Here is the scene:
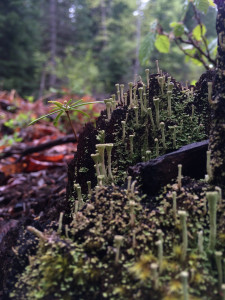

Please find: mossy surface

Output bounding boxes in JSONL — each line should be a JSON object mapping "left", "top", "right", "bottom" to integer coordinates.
{"left": 11, "top": 179, "right": 224, "bottom": 300}
{"left": 68, "top": 71, "right": 211, "bottom": 205}
{"left": 9, "top": 69, "right": 224, "bottom": 300}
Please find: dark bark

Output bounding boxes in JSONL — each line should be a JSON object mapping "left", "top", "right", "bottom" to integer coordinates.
{"left": 209, "top": 1, "right": 225, "bottom": 188}
{"left": 129, "top": 140, "right": 209, "bottom": 195}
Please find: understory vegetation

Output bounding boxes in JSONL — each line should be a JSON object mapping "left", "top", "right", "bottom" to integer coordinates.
{"left": 10, "top": 64, "right": 224, "bottom": 300}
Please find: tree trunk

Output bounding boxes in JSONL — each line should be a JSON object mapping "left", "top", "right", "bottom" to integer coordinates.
{"left": 133, "top": 0, "right": 141, "bottom": 78}
{"left": 209, "top": 0, "right": 225, "bottom": 189}
{"left": 49, "top": 0, "right": 57, "bottom": 87}
{"left": 100, "top": 0, "right": 107, "bottom": 48}
{"left": 38, "top": 63, "right": 47, "bottom": 99}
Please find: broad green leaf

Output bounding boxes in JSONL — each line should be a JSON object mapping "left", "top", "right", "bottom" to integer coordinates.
{"left": 155, "top": 34, "right": 170, "bottom": 53}
{"left": 170, "top": 22, "right": 177, "bottom": 28}
{"left": 184, "top": 47, "right": 196, "bottom": 63}
{"left": 194, "top": 0, "right": 209, "bottom": 14}
{"left": 190, "top": 57, "right": 204, "bottom": 66}
{"left": 184, "top": 47, "right": 204, "bottom": 66}
{"left": 139, "top": 32, "right": 156, "bottom": 65}
{"left": 28, "top": 110, "right": 62, "bottom": 126}
{"left": 171, "top": 23, "right": 185, "bottom": 37}
{"left": 192, "top": 24, "right": 206, "bottom": 41}
{"left": 213, "top": 45, "right": 218, "bottom": 57}
{"left": 208, "top": 0, "right": 216, "bottom": 7}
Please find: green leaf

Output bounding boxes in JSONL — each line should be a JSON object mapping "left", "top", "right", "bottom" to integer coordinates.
{"left": 170, "top": 22, "right": 178, "bottom": 28}
{"left": 53, "top": 111, "right": 64, "bottom": 126}
{"left": 191, "top": 58, "right": 204, "bottom": 66}
{"left": 69, "top": 99, "right": 84, "bottom": 108}
{"left": 170, "top": 22, "right": 185, "bottom": 37}
{"left": 208, "top": 0, "right": 216, "bottom": 7}
{"left": 194, "top": 0, "right": 209, "bottom": 14}
{"left": 184, "top": 47, "right": 196, "bottom": 63}
{"left": 48, "top": 101, "right": 64, "bottom": 109}
{"left": 192, "top": 24, "right": 206, "bottom": 41}
{"left": 139, "top": 32, "right": 156, "bottom": 65}
{"left": 155, "top": 34, "right": 170, "bottom": 53}
{"left": 67, "top": 99, "right": 73, "bottom": 105}
{"left": 71, "top": 110, "right": 90, "bottom": 117}
{"left": 28, "top": 110, "right": 62, "bottom": 126}
{"left": 191, "top": 80, "right": 197, "bottom": 85}
{"left": 70, "top": 101, "right": 100, "bottom": 109}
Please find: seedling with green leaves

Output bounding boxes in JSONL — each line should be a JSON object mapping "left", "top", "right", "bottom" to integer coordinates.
{"left": 28, "top": 98, "right": 101, "bottom": 141}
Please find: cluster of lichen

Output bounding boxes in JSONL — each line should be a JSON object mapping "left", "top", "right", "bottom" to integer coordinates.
{"left": 86, "top": 69, "right": 209, "bottom": 186}
{"left": 11, "top": 68, "right": 221, "bottom": 300}
{"left": 11, "top": 173, "right": 225, "bottom": 299}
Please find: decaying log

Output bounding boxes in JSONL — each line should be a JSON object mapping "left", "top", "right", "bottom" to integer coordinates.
{"left": 129, "top": 140, "right": 209, "bottom": 195}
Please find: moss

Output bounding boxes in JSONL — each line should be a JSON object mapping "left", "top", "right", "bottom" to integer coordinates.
{"left": 10, "top": 68, "right": 221, "bottom": 300}
{"left": 11, "top": 176, "right": 225, "bottom": 299}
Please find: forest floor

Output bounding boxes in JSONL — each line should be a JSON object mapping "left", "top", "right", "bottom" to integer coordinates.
{"left": 0, "top": 90, "right": 103, "bottom": 297}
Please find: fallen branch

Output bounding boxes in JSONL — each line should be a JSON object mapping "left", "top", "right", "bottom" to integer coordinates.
{"left": 0, "top": 134, "right": 76, "bottom": 161}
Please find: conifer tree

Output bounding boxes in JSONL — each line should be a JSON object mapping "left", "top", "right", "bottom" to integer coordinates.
{"left": 0, "top": 0, "right": 41, "bottom": 95}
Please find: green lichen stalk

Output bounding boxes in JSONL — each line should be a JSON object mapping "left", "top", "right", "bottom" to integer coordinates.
{"left": 160, "top": 122, "right": 166, "bottom": 150}
{"left": 145, "top": 68, "right": 150, "bottom": 88}
{"left": 215, "top": 251, "right": 223, "bottom": 289}
{"left": 150, "top": 263, "right": 159, "bottom": 289}
{"left": 197, "top": 230, "right": 204, "bottom": 255}
{"left": 206, "top": 191, "right": 218, "bottom": 251}
{"left": 180, "top": 271, "right": 189, "bottom": 300}
{"left": 167, "top": 91, "right": 172, "bottom": 117}
{"left": 178, "top": 210, "right": 188, "bottom": 262}
{"left": 96, "top": 144, "right": 107, "bottom": 178}
{"left": 134, "top": 106, "right": 139, "bottom": 126}
{"left": 156, "top": 240, "right": 163, "bottom": 274}
{"left": 114, "top": 235, "right": 123, "bottom": 264}
{"left": 172, "top": 191, "right": 177, "bottom": 222}
{"left": 120, "top": 84, "right": 124, "bottom": 105}
{"left": 153, "top": 98, "right": 160, "bottom": 128}
{"left": 105, "top": 143, "right": 114, "bottom": 181}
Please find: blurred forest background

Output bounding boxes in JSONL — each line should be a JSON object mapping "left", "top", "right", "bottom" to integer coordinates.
{"left": 0, "top": 0, "right": 217, "bottom": 99}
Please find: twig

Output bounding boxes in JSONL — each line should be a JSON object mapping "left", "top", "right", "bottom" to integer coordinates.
{"left": 191, "top": 2, "right": 211, "bottom": 60}
{"left": 174, "top": 39, "right": 210, "bottom": 70}
{"left": 0, "top": 134, "right": 77, "bottom": 161}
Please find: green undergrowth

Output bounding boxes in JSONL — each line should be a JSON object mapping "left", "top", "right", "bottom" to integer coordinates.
{"left": 11, "top": 70, "right": 219, "bottom": 299}
{"left": 11, "top": 178, "right": 225, "bottom": 300}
